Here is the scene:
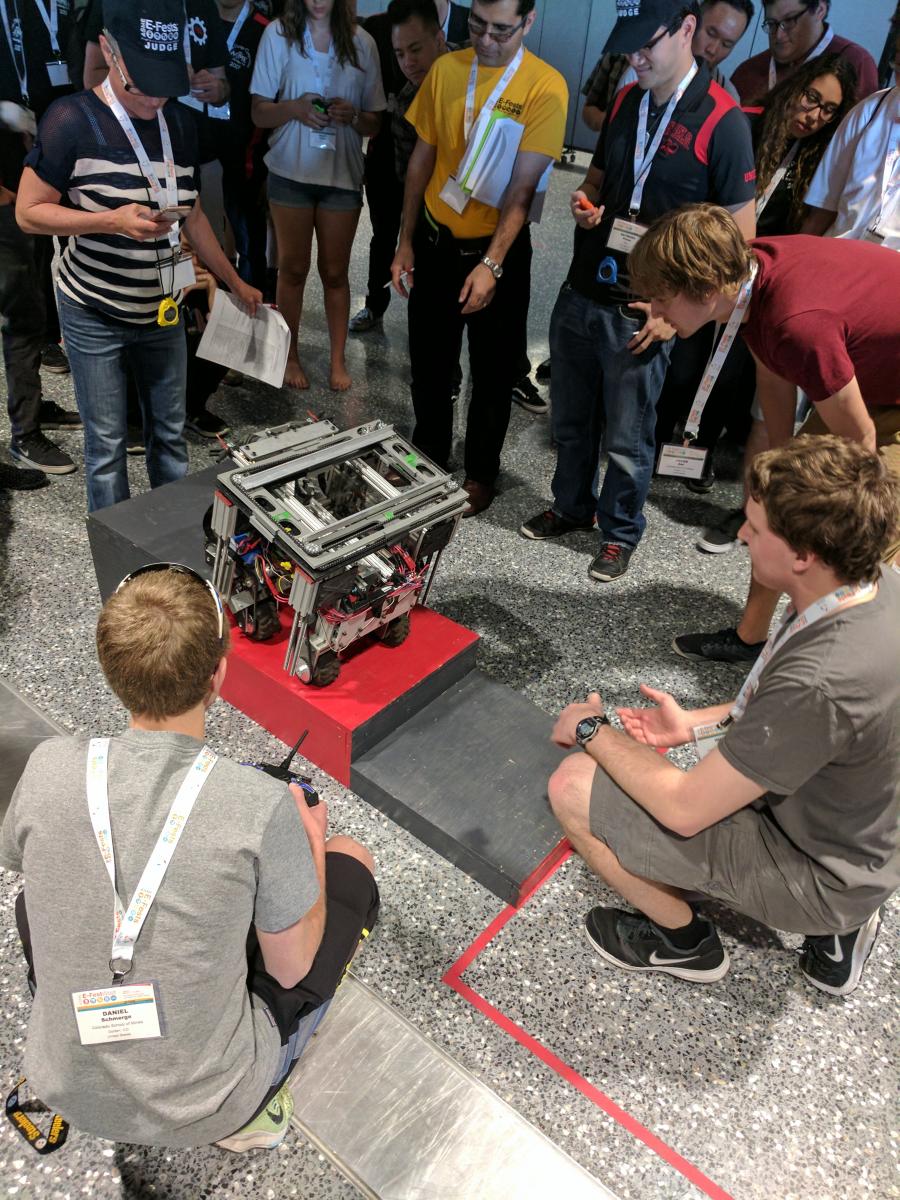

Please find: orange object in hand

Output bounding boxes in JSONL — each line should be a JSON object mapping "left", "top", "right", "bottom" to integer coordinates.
{"left": 576, "top": 195, "right": 596, "bottom": 212}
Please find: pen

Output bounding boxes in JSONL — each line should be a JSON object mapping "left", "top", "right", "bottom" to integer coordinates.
{"left": 385, "top": 269, "right": 415, "bottom": 288}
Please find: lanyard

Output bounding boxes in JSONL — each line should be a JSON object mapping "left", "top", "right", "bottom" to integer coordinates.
{"left": 730, "top": 581, "right": 877, "bottom": 720}
{"left": 871, "top": 141, "right": 900, "bottom": 236}
{"left": 225, "top": 0, "right": 252, "bottom": 52}
{"left": 463, "top": 46, "right": 524, "bottom": 143}
{"left": 683, "top": 261, "right": 757, "bottom": 441}
{"left": 767, "top": 26, "right": 834, "bottom": 91}
{"left": 0, "top": 0, "right": 28, "bottom": 104}
{"left": 631, "top": 63, "right": 697, "bottom": 215}
{"left": 87, "top": 739, "right": 218, "bottom": 981}
{"left": 34, "top": 0, "right": 58, "bottom": 53}
{"left": 303, "top": 28, "right": 337, "bottom": 100}
{"left": 756, "top": 141, "right": 798, "bottom": 217}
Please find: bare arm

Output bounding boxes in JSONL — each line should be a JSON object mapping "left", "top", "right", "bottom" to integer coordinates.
{"left": 16, "top": 165, "right": 164, "bottom": 239}
{"left": 752, "top": 353, "right": 799, "bottom": 448}
{"left": 814, "top": 377, "right": 877, "bottom": 452}
{"left": 391, "top": 136, "right": 437, "bottom": 296}
{"left": 581, "top": 102, "right": 606, "bottom": 132}
{"left": 83, "top": 41, "right": 106, "bottom": 90}
{"left": 184, "top": 202, "right": 259, "bottom": 312}
{"left": 799, "top": 204, "right": 836, "bottom": 236}
{"left": 729, "top": 199, "right": 756, "bottom": 241}
{"left": 251, "top": 93, "right": 329, "bottom": 130}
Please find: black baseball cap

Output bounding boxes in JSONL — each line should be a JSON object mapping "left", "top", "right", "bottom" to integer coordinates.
{"left": 603, "top": 0, "right": 695, "bottom": 55}
{"left": 101, "top": 0, "right": 190, "bottom": 98}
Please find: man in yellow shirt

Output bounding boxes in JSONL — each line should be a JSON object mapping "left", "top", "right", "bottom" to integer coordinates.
{"left": 390, "top": 0, "right": 568, "bottom": 516}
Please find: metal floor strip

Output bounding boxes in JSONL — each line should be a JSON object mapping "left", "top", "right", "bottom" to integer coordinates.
{"left": 289, "top": 976, "right": 618, "bottom": 1200}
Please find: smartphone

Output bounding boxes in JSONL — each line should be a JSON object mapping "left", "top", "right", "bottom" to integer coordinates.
{"left": 154, "top": 205, "right": 193, "bottom": 221}
{"left": 312, "top": 98, "right": 329, "bottom": 114}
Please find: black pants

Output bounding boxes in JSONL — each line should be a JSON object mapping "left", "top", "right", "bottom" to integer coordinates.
{"left": 0, "top": 204, "right": 45, "bottom": 439}
{"left": 34, "top": 233, "right": 61, "bottom": 345}
{"left": 362, "top": 142, "right": 404, "bottom": 318}
{"left": 408, "top": 214, "right": 532, "bottom": 486}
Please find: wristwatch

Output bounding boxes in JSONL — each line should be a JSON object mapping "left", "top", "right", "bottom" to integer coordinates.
{"left": 480, "top": 254, "right": 503, "bottom": 280}
{"left": 575, "top": 714, "right": 611, "bottom": 747}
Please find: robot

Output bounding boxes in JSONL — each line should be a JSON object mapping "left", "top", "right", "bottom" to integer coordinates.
{"left": 206, "top": 419, "right": 468, "bottom": 687}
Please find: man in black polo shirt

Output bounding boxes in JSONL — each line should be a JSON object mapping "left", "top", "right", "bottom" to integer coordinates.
{"left": 520, "top": 0, "right": 756, "bottom": 582}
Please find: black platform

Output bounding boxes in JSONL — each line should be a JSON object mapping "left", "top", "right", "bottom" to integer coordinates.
{"left": 1, "top": 680, "right": 67, "bottom": 821}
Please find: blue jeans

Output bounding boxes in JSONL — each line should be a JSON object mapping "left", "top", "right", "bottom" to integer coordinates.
{"left": 549, "top": 284, "right": 673, "bottom": 549}
{"left": 58, "top": 292, "right": 188, "bottom": 512}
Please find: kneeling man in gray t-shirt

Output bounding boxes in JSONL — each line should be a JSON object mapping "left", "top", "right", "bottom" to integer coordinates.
{"left": 1, "top": 565, "right": 379, "bottom": 1150}
{"left": 549, "top": 435, "right": 899, "bottom": 997}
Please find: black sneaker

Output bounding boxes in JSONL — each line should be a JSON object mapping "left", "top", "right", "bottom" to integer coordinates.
{"left": 799, "top": 909, "right": 882, "bottom": 997}
{"left": 535, "top": 358, "right": 551, "bottom": 382}
{"left": 584, "top": 907, "right": 730, "bottom": 983}
{"left": 349, "top": 305, "right": 383, "bottom": 334}
{"left": 684, "top": 468, "right": 716, "bottom": 495}
{"left": 39, "top": 399, "right": 82, "bottom": 430}
{"left": 41, "top": 342, "right": 70, "bottom": 373}
{"left": 511, "top": 376, "right": 549, "bottom": 415}
{"left": 9, "top": 431, "right": 76, "bottom": 475}
{"left": 673, "top": 626, "right": 765, "bottom": 664}
{"left": 588, "top": 541, "right": 632, "bottom": 582}
{"left": 185, "top": 410, "right": 230, "bottom": 438}
{"left": 0, "top": 461, "right": 50, "bottom": 490}
{"left": 520, "top": 508, "right": 594, "bottom": 540}
{"left": 126, "top": 427, "right": 145, "bottom": 456}
{"left": 697, "top": 507, "right": 745, "bottom": 554}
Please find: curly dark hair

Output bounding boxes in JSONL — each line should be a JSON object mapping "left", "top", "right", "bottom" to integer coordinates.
{"left": 277, "top": 0, "right": 359, "bottom": 70}
{"left": 754, "top": 54, "right": 858, "bottom": 232}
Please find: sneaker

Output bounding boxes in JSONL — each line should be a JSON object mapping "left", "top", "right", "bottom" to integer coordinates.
{"left": 0, "top": 461, "right": 49, "bottom": 490}
{"left": 672, "top": 626, "right": 765, "bottom": 664}
{"left": 535, "top": 358, "right": 551, "bottom": 382}
{"left": 511, "top": 376, "right": 549, "bottom": 415}
{"left": 697, "top": 507, "right": 745, "bottom": 554}
{"left": 799, "top": 909, "right": 882, "bottom": 997}
{"left": 520, "top": 508, "right": 594, "bottom": 540}
{"left": 684, "top": 468, "right": 716, "bottom": 495}
{"left": 41, "top": 342, "right": 70, "bottom": 373}
{"left": 39, "top": 399, "right": 82, "bottom": 430}
{"left": 215, "top": 1083, "right": 294, "bottom": 1152}
{"left": 588, "top": 541, "right": 632, "bottom": 582}
{"left": 9, "top": 431, "right": 76, "bottom": 475}
{"left": 126, "top": 427, "right": 145, "bottom": 456}
{"left": 185, "top": 410, "right": 230, "bottom": 438}
{"left": 584, "top": 906, "right": 730, "bottom": 983}
{"left": 349, "top": 306, "right": 383, "bottom": 334}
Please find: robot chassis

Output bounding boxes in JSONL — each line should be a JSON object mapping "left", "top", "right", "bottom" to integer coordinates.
{"left": 207, "top": 419, "right": 468, "bottom": 687}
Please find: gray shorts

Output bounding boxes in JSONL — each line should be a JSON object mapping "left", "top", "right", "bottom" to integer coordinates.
{"left": 588, "top": 766, "right": 861, "bottom": 936}
{"left": 268, "top": 173, "right": 362, "bottom": 212}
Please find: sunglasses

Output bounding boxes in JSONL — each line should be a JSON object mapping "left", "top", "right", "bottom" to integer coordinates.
{"left": 467, "top": 13, "right": 527, "bottom": 42}
{"left": 115, "top": 563, "right": 226, "bottom": 641}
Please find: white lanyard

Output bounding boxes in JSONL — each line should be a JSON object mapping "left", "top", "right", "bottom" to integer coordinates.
{"left": 730, "top": 582, "right": 877, "bottom": 720}
{"left": 871, "top": 142, "right": 900, "bottom": 236}
{"left": 87, "top": 739, "right": 218, "bottom": 980}
{"left": 303, "top": 28, "right": 337, "bottom": 100}
{"left": 683, "top": 261, "right": 757, "bottom": 441}
{"left": 101, "top": 79, "right": 180, "bottom": 252}
{"left": 631, "top": 62, "right": 697, "bottom": 215}
{"left": 0, "top": 0, "right": 28, "bottom": 104}
{"left": 34, "top": 0, "right": 59, "bottom": 53}
{"left": 768, "top": 26, "right": 834, "bottom": 91}
{"left": 226, "top": 0, "right": 252, "bottom": 52}
{"left": 756, "top": 141, "right": 798, "bottom": 217}
{"left": 463, "top": 46, "right": 524, "bottom": 143}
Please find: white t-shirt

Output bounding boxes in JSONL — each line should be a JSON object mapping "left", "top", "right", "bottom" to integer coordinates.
{"left": 250, "top": 21, "right": 386, "bottom": 191}
{"left": 804, "top": 87, "right": 900, "bottom": 251}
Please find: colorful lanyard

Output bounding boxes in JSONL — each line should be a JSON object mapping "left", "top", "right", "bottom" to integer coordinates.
{"left": 86, "top": 739, "right": 218, "bottom": 981}
{"left": 463, "top": 46, "right": 524, "bottom": 142}
{"left": 730, "top": 582, "right": 877, "bottom": 720}
{"left": 682, "top": 261, "right": 757, "bottom": 442}
{"left": 0, "top": 0, "right": 29, "bottom": 104}
{"left": 767, "top": 26, "right": 834, "bottom": 91}
{"left": 303, "top": 28, "right": 337, "bottom": 101}
{"left": 225, "top": 0, "right": 252, "bottom": 52}
{"left": 756, "top": 141, "right": 799, "bottom": 217}
{"left": 631, "top": 62, "right": 697, "bottom": 215}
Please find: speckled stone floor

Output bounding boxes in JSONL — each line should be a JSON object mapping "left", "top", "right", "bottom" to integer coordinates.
{"left": 1, "top": 157, "right": 896, "bottom": 1200}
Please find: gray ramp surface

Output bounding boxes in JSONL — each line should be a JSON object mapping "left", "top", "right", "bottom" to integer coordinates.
{"left": 0, "top": 680, "right": 67, "bottom": 820}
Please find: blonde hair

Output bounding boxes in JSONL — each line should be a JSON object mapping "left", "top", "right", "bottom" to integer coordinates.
{"left": 96, "top": 571, "right": 229, "bottom": 719}
{"left": 628, "top": 203, "right": 754, "bottom": 301}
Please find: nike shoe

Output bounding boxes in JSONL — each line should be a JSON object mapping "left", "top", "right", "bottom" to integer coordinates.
{"left": 588, "top": 542, "right": 633, "bottom": 582}
{"left": 520, "top": 508, "right": 594, "bottom": 540}
{"left": 673, "top": 626, "right": 765, "bottom": 664}
{"left": 214, "top": 1082, "right": 294, "bottom": 1152}
{"left": 349, "top": 306, "right": 383, "bottom": 334}
{"left": 511, "top": 376, "right": 549, "bottom": 415}
{"left": 697, "top": 507, "right": 745, "bottom": 554}
{"left": 799, "top": 909, "right": 883, "bottom": 997}
{"left": 584, "top": 906, "right": 730, "bottom": 982}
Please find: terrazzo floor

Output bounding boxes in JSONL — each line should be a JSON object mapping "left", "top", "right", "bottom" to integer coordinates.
{"left": 0, "top": 156, "right": 897, "bottom": 1200}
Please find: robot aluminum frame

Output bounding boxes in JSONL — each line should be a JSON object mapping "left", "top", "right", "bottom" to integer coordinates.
{"left": 215, "top": 419, "right": 468, "bottom": 581}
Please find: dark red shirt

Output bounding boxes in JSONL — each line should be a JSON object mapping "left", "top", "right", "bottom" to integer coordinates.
{"left": 742, "top": 238, "right": 900, "bottom": 408}
{"left": 731, "top": 31, "right": 879, "bottom": 106}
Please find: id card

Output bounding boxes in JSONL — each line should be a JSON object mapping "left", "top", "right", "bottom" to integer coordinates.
{"left": 208, "top": 102, "right": 231, "bottom": 121}
{"left": 863, "top": 227, "right": 885, "bottom": 244}
{"left": 692, "top": 720, "right": 727, "bottom": 760}
{"left": 72, "top": 983, "right": 163, "bottom": 1046}
{"left": 439, "top": 175, "right": 470, "bottom": 215}
{"left": 172, "top": 254, "right": 196, "bottom": 291}
{"left": 606, "top": 217, "right": 647, "bottom": 254}
{"left": 46, "top": 60, "right": 71, "bottom": 87}
{"left": 657, "top": 443, "right": 708, "bottom": 479}
{"left": 308, "top": 126, "right": 336, "bottom": 152}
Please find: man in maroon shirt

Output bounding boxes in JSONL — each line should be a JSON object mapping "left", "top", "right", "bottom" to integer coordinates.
{"left": 731, "top": 0, "right": 879, "bottom": 104}
{"left": 628, "top": 202, "right": 900, "bottom": 662}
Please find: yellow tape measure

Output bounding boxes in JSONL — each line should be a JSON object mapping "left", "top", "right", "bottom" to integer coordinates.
{"left": 157, "top": 297, "right": 180, "bottom": 327}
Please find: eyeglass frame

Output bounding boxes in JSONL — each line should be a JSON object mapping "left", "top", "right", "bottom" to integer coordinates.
{"left": 629, "top": 14, "right": 687, "bottom": 60}
{"left": 796, "top": 85, "right": 841, "bottom": 120}
{"left": 115, "top": 562, "right": 226, "bottom": 643}
{"left": 761, "top": 5, "right": 818, "bottom": 35}
{"left": 102, "top": 28, "right": 144, "bottom": 95}
{"left": 467, "top": 12, "right": 527, "bottom": 43}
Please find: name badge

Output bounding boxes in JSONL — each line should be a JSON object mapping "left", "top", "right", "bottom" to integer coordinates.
{"left": 172, "top": 254, "right": 196, "bottom": 292}
{"left": 308, "top": 126, "right": 336, "bottom": 152}
{"left": 657, "top": 443, "right": 708, "bottom": 479}
{"left": 606, "top": 217, "right": 647, "bottom": 255}
{"left": 178, "top": 93, "right": 205, "bottom": 112}
{"left": 208, "top": 101, "right": 231, "bottom": 121}
{"left": 71, "top": 983, "right": 163, "bottom": 1046}
{"left": 692, "top": 720, "right": 728, "bottom": 760}
{"left": 863, "top": 227, "right": 885, "bottom": 244}
{"left": 46, "top": 60, "right": 71, "bottom": 88}
{"left": 439, "top": 175, "right": 470, "bottom": 215}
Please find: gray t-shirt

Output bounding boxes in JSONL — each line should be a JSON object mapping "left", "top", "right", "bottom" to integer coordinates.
{"left": 720, "top": 567, "right": 900, "bottom": 925}
{"left": 0, "top": 730, "right": 319, "bottom": 1147}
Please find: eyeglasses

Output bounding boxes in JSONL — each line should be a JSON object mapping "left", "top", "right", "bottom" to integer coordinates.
{"left": 630, "top": 16, "right": 685, "bottom": 59}
{"left": 798, "top": 86, "right": 840, "bottom": 119}
{"left": 467, "top": 13, "right": 526, "bottom": 43}
{"left": 762, "top": 7, "right": 813, "bottom": 34}
{"left": 103, "top": 29, "right": 144, "bottom": 95}
{"left": 115, "top": 563, "right": 226, "bottom": 642}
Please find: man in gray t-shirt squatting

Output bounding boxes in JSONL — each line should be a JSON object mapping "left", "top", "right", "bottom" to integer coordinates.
{"left": 0, "top": 566, "right": 379, "bottom": 1151}
{"left": 549, "top": 435, "right": 899, "bottom": 998}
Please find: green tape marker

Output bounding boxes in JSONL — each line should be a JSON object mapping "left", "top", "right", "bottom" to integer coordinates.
{"left": 405, "top": 452, "right": 419, "bottom": 467}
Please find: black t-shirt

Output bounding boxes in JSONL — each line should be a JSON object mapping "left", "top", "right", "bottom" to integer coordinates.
{"left": 568, "top": 66, "right": 756, "bottom": 304}
{"left": 207, "top": 2, "right": 269, "bottom": 173}
{"left": 0, "top": 0, "right": 78, "bottom": 120}
{"left": 748, "top": 110, "right": 800, "bottom": 238}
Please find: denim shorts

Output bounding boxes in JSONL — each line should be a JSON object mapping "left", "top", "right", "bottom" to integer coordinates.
{"left": 268, "top": 172, "right": 362, "bottom": 211}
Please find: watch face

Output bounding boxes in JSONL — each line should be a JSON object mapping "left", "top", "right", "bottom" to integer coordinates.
{"left": 576, "top": 717, "right": 598, "bottom": 744}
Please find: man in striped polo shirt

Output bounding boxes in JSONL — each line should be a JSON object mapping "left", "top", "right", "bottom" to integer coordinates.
{"left": 15, "top": 0, "right": 260, "bottom": 512}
